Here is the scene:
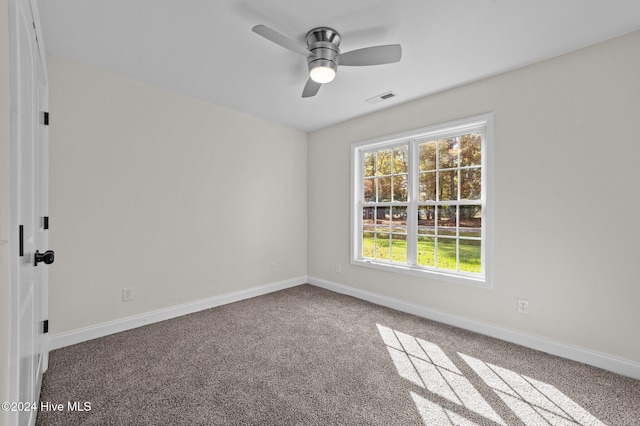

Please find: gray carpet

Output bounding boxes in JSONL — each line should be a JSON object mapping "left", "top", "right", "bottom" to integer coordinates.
{"left": 37, "top": 284, "right": 639, "bottom": 425}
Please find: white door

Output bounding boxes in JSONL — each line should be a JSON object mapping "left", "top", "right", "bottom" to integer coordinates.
{"left": 10, "top": 0, "right": 50, "bottom": 425}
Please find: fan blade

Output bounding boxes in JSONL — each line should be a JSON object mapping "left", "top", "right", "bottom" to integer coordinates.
{"left": 339, "top": 44, "right": 402, "bottom": 66}
{"left": 252, "top": 25, "right": 314, "bottom": 57}
{"left": 302, "top": 78, "right": 321, "bottom": 98}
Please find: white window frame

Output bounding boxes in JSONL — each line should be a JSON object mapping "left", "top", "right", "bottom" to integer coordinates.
{"left": 350, "top": 113, "right": 494, "bottom": 288}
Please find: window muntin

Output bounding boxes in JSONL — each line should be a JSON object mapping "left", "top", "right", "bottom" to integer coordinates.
{"left": 352, "top": 114, "right": 491, "bottom": 286}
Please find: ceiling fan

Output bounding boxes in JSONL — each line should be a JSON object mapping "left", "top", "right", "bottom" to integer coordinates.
{"left": 252, "top": 25, "right": 402, "bottom": 98}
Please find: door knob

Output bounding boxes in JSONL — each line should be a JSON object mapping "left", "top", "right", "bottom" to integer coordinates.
{"left": 34, "top": 250, "right": 54, "bottom": 266}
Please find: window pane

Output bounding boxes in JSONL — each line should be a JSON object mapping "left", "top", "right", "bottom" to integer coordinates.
{"left": 393, "top": 145, "right": 409, "bottom": 174}
{"left": 438, "top": 138, "right": 459, "bottom": 169}
{"left": 391, "top": 234, "right": 407, "bottom": 263}
{"left": 438, "top": 205, "right": 457, "bottom": 236}
{"left": 375, "top": 232, "right": 391, "bottom": 261}
{"left": 460, "top": 168, "right": 481, "bottom": 200}
{"left": 362, "top": 232, "right": 375, "bottom": 258}
{"left": 378, "top": 176, "right": 391, "bottom": 202}
{"left": 417, "top": 236, "right": 435, "bottom": 267}
{"left": 377, "top": 149, "right": 392, "bottom": 175}
{"left": 419, "top": 171, "right": 436, "bottom": 201}
{"left": 437, "top": 238, "right": 457, "bottom": 271}
{"left": 377, "top": 207, "right": 391, "bottom": 230}
{"left": 418, "top": 206, "right": 435, "bottom": 235}
{"left": 393, "top": 174, "right": 408, "bottom": 201}
{"left": 391, "top": 206, "right": 407, "bottom": 233}
{"left": 419, "top": 141, "right": 436, "bottom": 171}
{"left": 459, "top": 206, "right": 481, "bottom": 238}
{"left": 461, "top": 133, "right": 482, "bottom": 167}
{"left": 364, "top": 152, "right": 376, "bottom": 177}
{"left": 364, "top": 177, "right": 375, "bottom": 202}
{"left": 459, "top": 239, "right": 481, "bottom": 273}
{"left": 438, "top": 169, "right": 458, "bottom": 201}
{"left": 363, "top": 206, "right": 375, "bottom": 232}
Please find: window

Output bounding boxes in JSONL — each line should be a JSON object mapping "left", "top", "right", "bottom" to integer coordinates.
{"left": 351, "top": 114, "right": 492, "bottom": 286}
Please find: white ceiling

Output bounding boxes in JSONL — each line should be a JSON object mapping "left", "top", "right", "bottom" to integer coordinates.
{"left": 37, "top": 0, "right": 640, "bottom": 132}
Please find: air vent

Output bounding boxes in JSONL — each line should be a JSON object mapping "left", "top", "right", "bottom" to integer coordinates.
{"left": 365, "top": 91, "right": 397, "bottom": 104}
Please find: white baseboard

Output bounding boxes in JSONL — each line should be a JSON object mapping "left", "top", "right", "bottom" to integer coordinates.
{"left": 307, "top": 276, "right": 640, "bottom": 380}
{"left": 49, "top": 276, "right": 307, "bottom": 350}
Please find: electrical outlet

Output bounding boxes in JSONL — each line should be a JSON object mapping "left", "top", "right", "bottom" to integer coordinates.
{"left": 122, "top": 287, "right": 134, "bottom": 302}
{"left": 517, "top": 298, "right": 529, "bottom": 314}
{"left": 335, "top": 263, "right": 341, "bottom": 273}
{"left": 270, "top": 262, "right": 277, "bottom": 273}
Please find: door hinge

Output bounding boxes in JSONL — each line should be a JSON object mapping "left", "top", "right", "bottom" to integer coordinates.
{"left": 43, "top": 320, "right": 49, "bottom": 334}
{"left": 43, "top": 216, "right": 49, "bottom": 230}
{"left": 19, "top": 225, "right": 24, "bottom": 257}
{"left": 42, "top": 111, "right": 49, "bottom": 126}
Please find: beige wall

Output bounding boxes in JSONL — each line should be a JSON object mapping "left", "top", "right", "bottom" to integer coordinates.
{"left": 48, "top": 55, "right": 308, "bottom": 333}
{"left": 0, "top": 1, "right": 11, "bottom": 424}
{"left": 308, "top": 30, "right": 640, "bottom": 363}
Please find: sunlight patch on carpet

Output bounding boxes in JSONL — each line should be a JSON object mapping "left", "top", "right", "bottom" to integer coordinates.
{"left": 377, "top": 324, "right": 607, "bottom": 426}
{"left": 459, "top": 353, "right": 606, "bottom": 426}
{"left": 411, "top": 391, "right": 481, "bottom": 426}
{"left": 377, "top": 324, "right": 505, "bottom": 425}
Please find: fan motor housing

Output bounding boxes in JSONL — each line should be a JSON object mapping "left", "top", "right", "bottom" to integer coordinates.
{"left": 306, "top": 27, "right": 341, "bottom": 74}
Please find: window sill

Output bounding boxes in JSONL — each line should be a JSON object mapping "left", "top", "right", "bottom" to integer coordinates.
{"left": 350, "top": 258, "right": 490, "bottom": 289}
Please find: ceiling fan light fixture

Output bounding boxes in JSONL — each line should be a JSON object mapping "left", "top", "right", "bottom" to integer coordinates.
{"left": 310, "top": 65, "right": 336, "bottom": 83}
{"left": 253, "top": 24, "right": 402, "bottom": 98}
